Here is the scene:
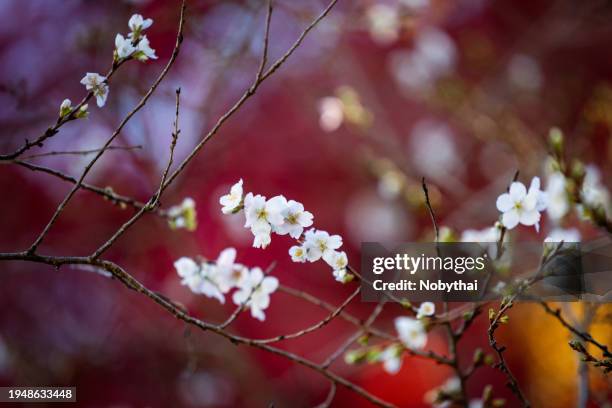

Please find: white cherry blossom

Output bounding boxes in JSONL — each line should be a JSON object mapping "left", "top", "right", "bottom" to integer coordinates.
{"left": 545, "top": 172, "right": 569, "bottom": 221}
{"left": 80, "top": 72, "right": 109, "bottom": 107}
{"left": 303, "top": 229, "right": 343, "bottom": 262}
{"left": 174, "top": 257, "right": 201, "bottom": 292}
{"left": 380, "top": 344, "right": 403, "bottom": 374}
{"left": 232, "top": 267, "right": 279, "bottom": 321}
{"left": 289, "top": 245, "right": 307, "bottom": 263}
{"left": 219, "top": 179, "right": 244, "bottom": 214}
{"left": 496, "top": 177, "right": 547, "bottom": 231}
{"left": 274, "top": 199, "right": 314, "bottom": 239}
{"left": 198, "top": 263, "right": 225, "bottom": 304}
{"left": 332, "top": 268, "right": 349, "bottom": 283}
{"left": 115, "top": 33, "right": 137, "bottom": 59}
{"left": 213, "top": 248, "right": 248, "bottom": 293}
{"left": 128, "top": 14, "right": 153, "bottom": 35}
{"left": 581, "top": 165, "right": 610, "bottom": 212}
{"left": 59, "top": 99, "right": 72, "bottom": 117}
{"left": 416, "top": 302, "right": 435, "bottom": 319}
{"left": 135, "top": 35, "right": 157, "bottom": 61}
{"left": 395, "top": 316, "right": 427, "bottom": 349}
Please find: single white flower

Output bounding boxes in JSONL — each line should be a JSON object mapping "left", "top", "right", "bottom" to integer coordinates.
{"left": 366, "top": 4, "right": 400, "bottom": 45}
{"left": 545, "top": 172, "right": 569, "bottom": 221}
{"left": 219, "top": 179, "right": 244, "bottom": 214}
{"left": 332, "top": 268, "right": 349, "bottom": 283}
{"left": 303, "top": 229, "right": 343, "bottom": 262}
{"left": 115, "top": 33, "right": 137, "bottom": 59}
{"left": 243, "top": 194, "right": 286, "bottom": 248}
{"left": 274, "top": 199, "right": 314, "bottom": 239}
{"left": 232, "top": 267, "right": 279, "bottom": 321}
{"left": 496, "top": 177, "right": 546, "bottom": 231}
{"left": 380, "top": 344, "right": 403, "bottom": 375}
{"left": 581, "top": 165, "right": 610, "bottom": 212}
{"left": 544, "top": 228, "right": 581, "bottom": 243}
{"left": 135, "top": 35, "right": 157, "bottom": 61}
{"left": 244, "top": 193, "right": 285, "bottom": 230}
{"left": 128, "top": 14, "right": 153, "bottom": 34}
{"left": 289, "top": 245, "right": 307, "bottom": 262}
{"left": 59, "top": 99, "right": 72, "bottom": 117}
{"left": 80, "top": 72, "right": 109, "bottom": 108}
{"left": 395, "top": 316, "right": 427, "bottom": 349}
{"left": 318, "top": 96, "right": 344, "bottom": 132}
{"left": 416, "top": 301, "right": 435, "bottom": 319}
{"left": 325, "top": 250, "right": 348, "bottom": 270}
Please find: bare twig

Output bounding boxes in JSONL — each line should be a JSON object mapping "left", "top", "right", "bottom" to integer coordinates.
{"left": 19, "top": 145, "right": 142, "bottom": 160}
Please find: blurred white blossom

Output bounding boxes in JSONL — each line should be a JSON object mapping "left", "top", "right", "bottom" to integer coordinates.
{"left": 395, "top": 316, "right": 427, "bottom": 349}
{"left": 366, "top": 4, "right": 400, "bottom": 45}
{"left": 416, "top": 301, "right": 435, "bottom": 319}
{"left": 390, "top": 27, "right": 456, "bottom": 91}
{"left": 318, "top": 96, "right": 344, "bottom": 132}
{"left": 546, "top": 172, "right": 569, "bottom": 221}
{"left": 580, "top": 165, "right": 610, "bottom": 214}
{"left": 380, "top": 344, "right": 403, "bottom": 374}
{"left": 168, "top": 197, "right": 197, "bottom": 231}
{"left": 508, "top": 54, "right": 542, "bottom": 91}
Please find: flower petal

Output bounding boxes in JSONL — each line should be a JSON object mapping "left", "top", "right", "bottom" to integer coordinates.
{"left": 502, "top": 209, "right": 520, "bottom": 229}
{"left": 509, "top": 182, "right": 526, "bottom": 201}
{"left": 495, "top": 193, "right": 513, "bottom": 212}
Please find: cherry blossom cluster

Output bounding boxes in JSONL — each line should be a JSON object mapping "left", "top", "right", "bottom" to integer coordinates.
{"left": 167, "top": 197, "right": 197, "bottom": 231}
{"left": 219, "top": 180, "right": 351, "bottom": 283}
{"left": 174, "top": 248, "right": 278, "bottom": 321}
{"left": 78, "top": 14, "right": 157, "bottom": 108}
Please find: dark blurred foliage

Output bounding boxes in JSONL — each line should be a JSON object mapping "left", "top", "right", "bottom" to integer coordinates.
{"left": 0, "top": 0, "right": 611, "bottom": 406}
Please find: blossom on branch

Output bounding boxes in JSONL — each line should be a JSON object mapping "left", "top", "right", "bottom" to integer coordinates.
{"left": 128, "top": 14, "right": 153, "bottom": 39}
{"left": 496, "top": 177, "right": 547, "bottom": 231}
{"left": 416, "top": 301, "right": 435, "bottom": 319}
{"left": 115, "top": 34, "right": 137, "bottom": 60}
{"left": 168, "top": 197, "right": 197, "bottom": 231}
{"left": 395, "top": 316, "right": 427, "bottom": 349}
{"left": 232, "top": 267, "right": 279, "bottom": 321}
{"left": 80, "top": 72, "right": 109, "bottom": 107}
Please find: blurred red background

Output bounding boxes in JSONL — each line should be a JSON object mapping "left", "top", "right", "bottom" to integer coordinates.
{"left": 0, "top": 0, "right": 610, "bottom": 406}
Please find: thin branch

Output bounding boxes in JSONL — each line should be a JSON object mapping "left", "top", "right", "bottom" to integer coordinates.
{"left": 90, "top": 88, "right": 183, "bottom": 259}
{"left": 255, "top": 0, "right": 273, "bottom": 81}
{"left": 0, "top": 251, "right": 395, "bottom": 408}
{"left": 19, "top": 145, "right": 142, "bottom": 160}
{"left": 540, "top": 302, "right": 611, "bottom": 358}
{"left": 26, "top": 0, "right": 187, "bottom": 254}
{"left": 251, "top": 287, "right": 360, "bottom": 345}
{"left": 0, "top": 61, "right": 129, "bottom": 161}
{"left": 314, "top": 382, "right": 336, "bottom": 408}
